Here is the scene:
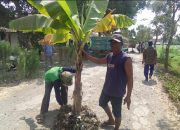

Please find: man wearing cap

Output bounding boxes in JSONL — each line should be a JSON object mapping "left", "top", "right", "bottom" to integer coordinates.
{"left": 36, "top": 66, "right": 76, "bottom": 123}
{"left": 142, "top": 41, "right": 157, "bottom": 81}
{"left": 83, "top": 34, "right": 133, "bottom": 130}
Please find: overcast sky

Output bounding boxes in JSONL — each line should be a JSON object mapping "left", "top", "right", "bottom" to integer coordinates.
{"left": 129, "top": 8, "right": 180, "bottom": 35}
{"left": 129, "top": 8, "right": 155, "bottom": 29}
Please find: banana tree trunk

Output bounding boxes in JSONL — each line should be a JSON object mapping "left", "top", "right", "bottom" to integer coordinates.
{"left": 73, "top": 43, "right": 83, "bottom": 114}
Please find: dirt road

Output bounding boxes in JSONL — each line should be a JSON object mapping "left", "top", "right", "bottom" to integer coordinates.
{"left": 0, "top": 54, "right": 179, "bottom": 130}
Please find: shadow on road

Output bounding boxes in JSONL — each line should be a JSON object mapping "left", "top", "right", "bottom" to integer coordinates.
{"left": 156, "top": 118, "right": 179, "bottom": 130}
{"left": 100, "top": 125, "right": 130, "bottom": 130}
{"left": 142, "top": 79, "right": 157, "bottom": 86}
{"left": 20, "top": 109, "right": 59, "bottom": 130}
{"left": 24, "top": 118, "right": 38, "bottom": 130}
{"left": 43, "top": 109, "right": 59, "bottom": 129}
{"left": 19, "top": 117, "right": 38, "bottom": 130}
{"left": 100, "top": 125, "right": 114, "bottom": 130}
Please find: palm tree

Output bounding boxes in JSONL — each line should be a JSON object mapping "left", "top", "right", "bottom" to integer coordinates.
{"left": 9, "top": 0, "right": 133, "bottom": 114}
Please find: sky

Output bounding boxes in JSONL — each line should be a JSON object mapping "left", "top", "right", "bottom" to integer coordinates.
{"left": 129, "top": 8, "right": 180, "bottom": 35}
{"left": 129, "top": 8, "right": 155, "bottom": 31}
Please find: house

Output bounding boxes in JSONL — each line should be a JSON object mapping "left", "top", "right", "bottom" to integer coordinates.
{"left": 0, "top": 27, "right": 18, "bottom": 46}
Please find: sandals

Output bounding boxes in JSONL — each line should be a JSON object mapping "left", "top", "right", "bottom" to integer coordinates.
{"left": 36, "top": 114, "right": 45, "bottom": 124}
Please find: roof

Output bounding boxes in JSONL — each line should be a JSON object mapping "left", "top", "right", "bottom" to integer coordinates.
{"left": 0, "top": 27, "right": 16, "bottom": 32}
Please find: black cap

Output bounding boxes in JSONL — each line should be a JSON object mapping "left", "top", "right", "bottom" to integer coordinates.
{"left": 109, "top": 34, "right": 123, "bottom": 45}
{"left": 148, "top": 41, "right": 153, "bottom": 46}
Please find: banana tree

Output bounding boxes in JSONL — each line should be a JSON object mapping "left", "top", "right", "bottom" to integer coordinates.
{"left": 9, "top": 0, "right": 133, "bottom": 114}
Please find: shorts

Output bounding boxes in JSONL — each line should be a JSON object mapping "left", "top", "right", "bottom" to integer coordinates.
{"left": 99, "top": 91, "right": 123, "bottom": 118}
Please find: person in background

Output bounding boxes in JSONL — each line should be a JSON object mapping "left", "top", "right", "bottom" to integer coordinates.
{"left": 142, "top": 41, "right": 157, "bottom": 81}
{"left": 43, "top": 45, "right": 54, "bottom": 69}
{"left": 137, "top": 42, "right": 141, "bottom": 53}
{"left": 141, "top": 42, "right": 145, "bottom": 53}
{"left": 36, "top": 66, "right": 76, "bottom": 124}
{"left": 83, "top": 34, "right": 133, "bottom": 130}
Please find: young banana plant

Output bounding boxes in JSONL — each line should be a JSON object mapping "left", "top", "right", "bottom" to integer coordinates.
{"left": 9, "top": 0, "right": 133, "bottom": 114}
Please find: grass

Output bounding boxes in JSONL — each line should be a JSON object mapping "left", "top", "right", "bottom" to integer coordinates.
{"left": 156, "top": 65, "right": 180, "bottom": 112}
{"left": 156, "top": 45, "right": 180, "bottom": 75}
{"left": 156, "top": 45, "right": 180, "bottom": 112}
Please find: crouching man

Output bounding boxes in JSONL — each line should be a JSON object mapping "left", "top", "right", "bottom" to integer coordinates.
{"left": 36, "top": 66, "right": 76, "bottom": 123}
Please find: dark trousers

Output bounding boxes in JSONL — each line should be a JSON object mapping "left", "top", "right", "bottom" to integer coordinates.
{"left": 45, "top": 54, "right": 53, "bottom": 69}
{"left": 144, "top": 64, "right": 154, "bottom": 80}
{"left": 40, "top": 80, "right": 68, "bottom": 114}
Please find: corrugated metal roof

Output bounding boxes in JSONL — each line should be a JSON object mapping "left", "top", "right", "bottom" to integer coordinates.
{"left": 0, "top": 27, "right": 16, "bottom": 32}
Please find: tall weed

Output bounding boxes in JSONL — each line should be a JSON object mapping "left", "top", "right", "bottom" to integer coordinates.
{"left": 17, "top": 49, "right": 40, "bottom": 78}
{"left": 0, "top": 41, "right": 11, "bottom": 81}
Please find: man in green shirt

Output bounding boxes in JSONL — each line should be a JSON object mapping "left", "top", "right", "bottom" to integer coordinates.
{"left": 36, "top": 66, "right": 76, "bottom": 123}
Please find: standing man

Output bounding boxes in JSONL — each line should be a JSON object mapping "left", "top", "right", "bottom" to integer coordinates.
{"left": 83, "top": 34, "right": 133, "bottom": 130}
{"left": 142, "top": 41, "right": 157, "bottom": 81}
{"left": 43, "top": 44, "right": 54, "bottom": 69}
{"left": 36, "top": 66, "right": 76, "bottom": 124}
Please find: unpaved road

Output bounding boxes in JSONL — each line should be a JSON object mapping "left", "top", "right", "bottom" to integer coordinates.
{"left": 0, "top": 54, "right": 179, "bottom": 130}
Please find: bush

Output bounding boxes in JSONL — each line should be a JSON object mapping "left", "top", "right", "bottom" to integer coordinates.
{"left": 157, "top": 46, "right": 165, "bottom": 63}
{"left": 157, "top": 45, "right": 180, "bottom": 74}
{"left": 0, "top": 41, "right": 11, "bottom": 82}
{"left": 17, "top": 49, "right": 40, "bottom": 78}
{"left": 58, "top": 45, "right": 76, "bottom": 66}
{"left": 156, "top": 66, "right": 180, "bottom": 111}
{"left": 0, "top": 40, "right": 11, "bottom": 63}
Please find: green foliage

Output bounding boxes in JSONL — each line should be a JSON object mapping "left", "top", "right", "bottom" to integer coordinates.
{"left": 149, "top": 0, "right": 180, "bottom": 71}
{"left": 0, "top": 40, "right": 40, "bottom": 84}
{"left": 173, "top": 37, "right": 180, "bottom": 45}
{"left": 157, "top": 45, "right": 180, "bottom": 110}
{"left": 156, "top": 65, "right": 180, "bottom": 110}
{"left": 157, "top": 46, "right": 165, "bottom": 63}
{"left": 0, "top": 41, "right": 16, "bottom": 83}
{"left": 0, "top": 0, "right": 37, "bottom": 27}
{"left": 157, "top": 45, "right": 180, "bottom": 74}
{"left": 57, "top": 44, "right": 76, "bottom": 66}
{"left": 0, "top": 41, "right": 11, "bottom": 62}
{"left": 108, "top": 0, "right": 146, "bottom": 18}
{"left": 135, "top": 25, "right": 153, "bottom": 43}
{"left": 17, "top": 48, "right": 40, "bottom": 78}
{"left": 0, "top": 4, "right": 14, "bottom": 27}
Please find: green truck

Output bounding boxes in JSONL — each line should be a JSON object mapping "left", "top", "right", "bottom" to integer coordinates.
{"left": 89, "top": 36, "right": 128, "bottom": 57}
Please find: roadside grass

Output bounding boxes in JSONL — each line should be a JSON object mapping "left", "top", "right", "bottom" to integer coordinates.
{"left": 156, "top": 45, "right": 180, "bottom": 112}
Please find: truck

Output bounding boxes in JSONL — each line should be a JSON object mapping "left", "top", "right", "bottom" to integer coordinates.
{"left": 88, "top": 36, "right": 128, "bottom": 57}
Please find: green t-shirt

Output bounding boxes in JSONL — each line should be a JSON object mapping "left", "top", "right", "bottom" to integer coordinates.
{"left": 44, "top": 67, "right": 63, "bottom": 82}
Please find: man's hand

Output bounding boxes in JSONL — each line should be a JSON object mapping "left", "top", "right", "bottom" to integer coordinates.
{"left": 124, "top": 96, "right": 131, "bottom": 110}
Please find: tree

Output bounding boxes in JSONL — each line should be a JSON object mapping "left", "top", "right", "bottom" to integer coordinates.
{"left": 0, "top": 3, "right": 14, "bottom": 27}
{"left": 9, "top": 0, "right": 133, "bottom": 114}
{"left": 0, "top": 0, "right": 37, "bottom": 17}
{"left": 151, "top": 16, "right": 163, "bottom": 48}
{"left": 108, "top": 0, "right": 146, "bottom": 18}
{"left": 127, "top": 29, "right": 137, "bottom": 51}
{"left": 149, "top": 0, "right": 180, "bottom": 71}
{"left": 0, "top": 0, "right": 36, "bottom": 25}
{"left": 0, "top": 0, "right": 40, "bottom": 49}
{"left": 135, "top": 25, "right": 153, "bottom": 43}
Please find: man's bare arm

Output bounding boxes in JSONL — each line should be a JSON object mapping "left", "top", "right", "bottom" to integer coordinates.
{"left": 83, "top": 51, "right": 107, "bottom": 64}
{"left": 124, "top": 57, "right": 133, "bottom": 110}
